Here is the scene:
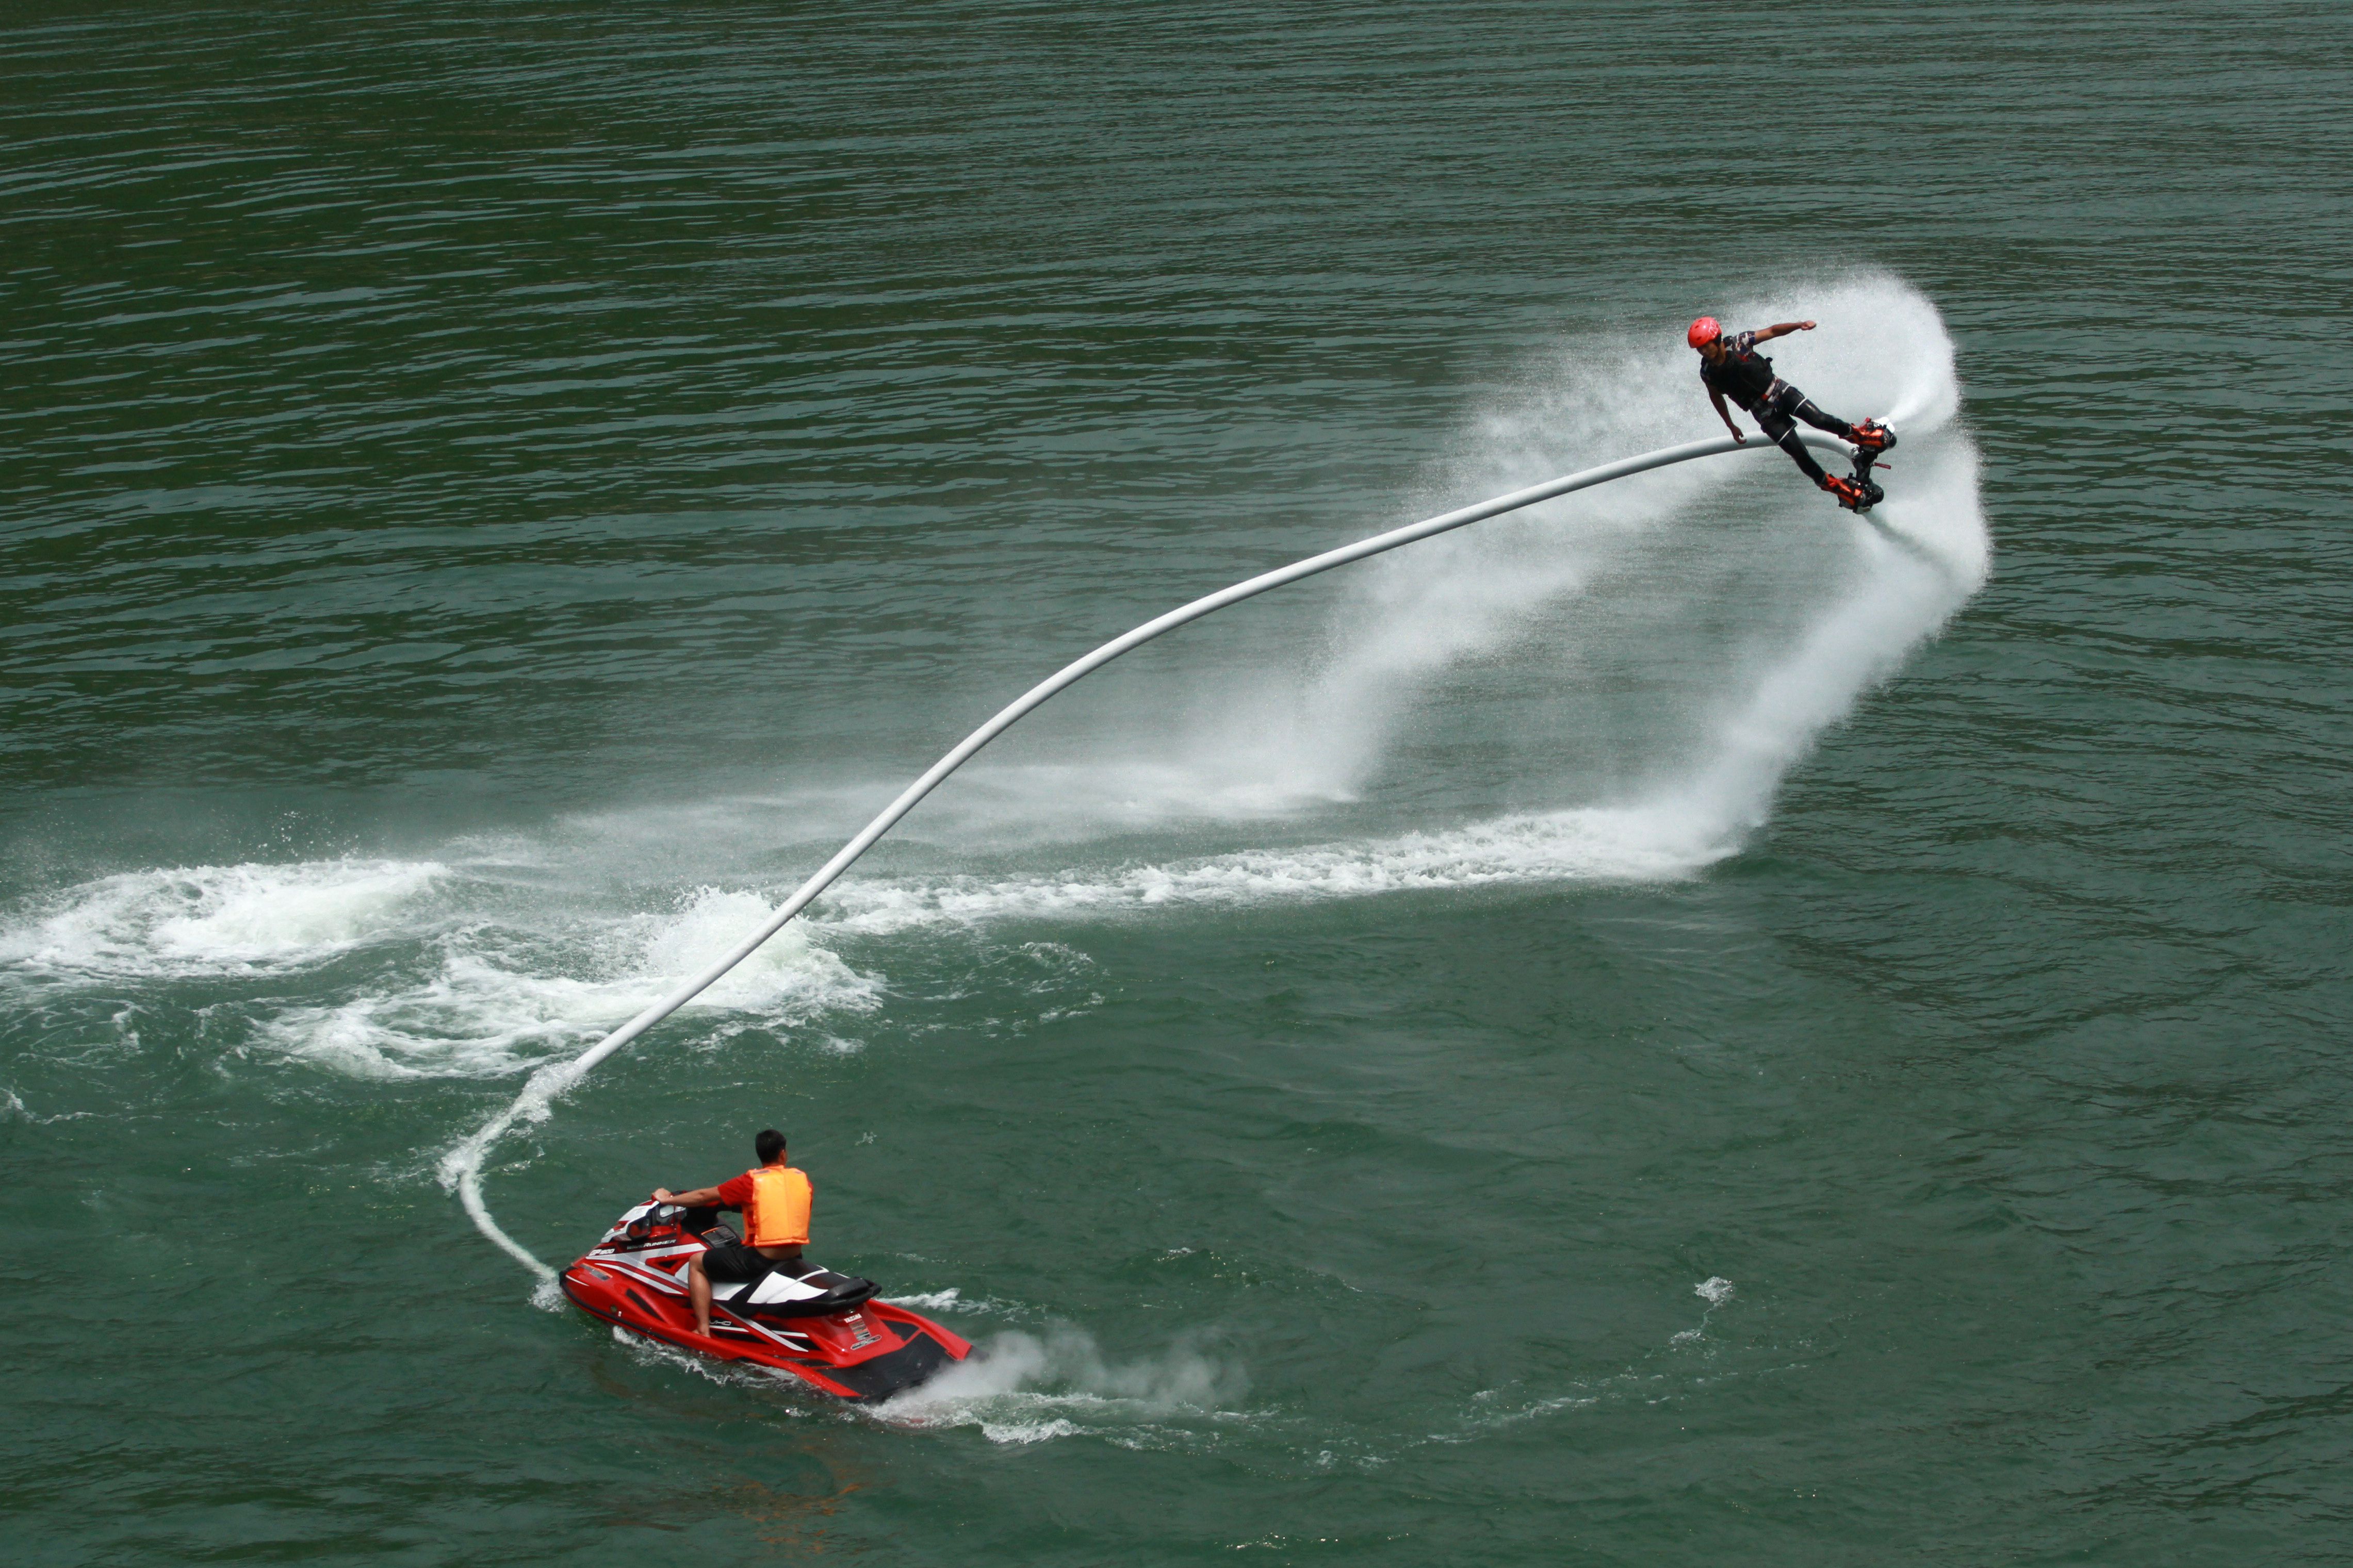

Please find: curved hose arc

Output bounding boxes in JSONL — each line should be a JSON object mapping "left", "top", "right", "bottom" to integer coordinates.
{"left": 444, "top": 430, "right": 1855, "bottom": 1279}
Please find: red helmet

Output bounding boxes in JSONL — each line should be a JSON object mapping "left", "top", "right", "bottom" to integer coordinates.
{"left": 1687, "top": 316, "right": 1722, "bottom": 350}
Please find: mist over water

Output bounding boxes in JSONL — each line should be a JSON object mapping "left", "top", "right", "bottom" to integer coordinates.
{"left": 1288, "top": 277, "right": 1979, "bottom": 802}
{"left": 6, "top": 5, "right": 2349, "bottom": 1565}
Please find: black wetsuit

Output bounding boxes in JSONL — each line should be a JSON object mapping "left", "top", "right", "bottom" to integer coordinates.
{"left": 1701, "top": 331, "right": 1855, "bottom": 484}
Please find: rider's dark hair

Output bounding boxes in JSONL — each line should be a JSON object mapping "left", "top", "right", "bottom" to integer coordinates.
{"left": 755, "top": 1128, "right": 788, "bottom": 1164}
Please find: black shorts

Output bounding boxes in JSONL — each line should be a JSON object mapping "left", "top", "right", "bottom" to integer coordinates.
{"left": 698, "top": 1241, "right": 800, "bottom": 1282}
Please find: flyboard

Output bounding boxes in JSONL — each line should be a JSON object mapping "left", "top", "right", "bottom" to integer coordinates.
{"left": 442, "top": 429, "right": 1866, "bottom": 1352}
{"left": 1844, "top": 419, "right": 1897, "bottom": 511}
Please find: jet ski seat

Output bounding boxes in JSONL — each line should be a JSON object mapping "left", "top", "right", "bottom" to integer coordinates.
{"left": 708, "top": 1255, "right": 880, "bottom": 1320}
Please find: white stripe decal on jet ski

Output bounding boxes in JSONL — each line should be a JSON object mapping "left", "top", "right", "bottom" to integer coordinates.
{"left": 747, "top": 1270, "right": 828, "bottom": 1306}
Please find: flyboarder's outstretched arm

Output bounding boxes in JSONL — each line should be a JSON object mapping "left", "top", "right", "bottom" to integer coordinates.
{"left": 1708, "top": 386, "right": 1746, "bottom": 442}
{"left": 1751, "top": 319, "right": 1817, "bottom": 343}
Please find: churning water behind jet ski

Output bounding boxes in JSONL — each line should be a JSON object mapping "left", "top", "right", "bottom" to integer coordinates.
{"left": 560, "top": 1198, "right": 970, "bottom": 1399}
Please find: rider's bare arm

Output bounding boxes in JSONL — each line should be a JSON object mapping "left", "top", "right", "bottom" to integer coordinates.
{"left": 653, "top": 1184, "right": 727, "bottom": 1206}
{"left": 1751, "top": 320, "right": 1817, "bottom": 343}
{"left": 1709, "top": 387, "right": 1744, "bottom": 441}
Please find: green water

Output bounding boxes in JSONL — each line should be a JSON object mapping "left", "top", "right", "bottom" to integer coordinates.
{"left": 6, "top": 4, "right": 2350, "bottom": 1562}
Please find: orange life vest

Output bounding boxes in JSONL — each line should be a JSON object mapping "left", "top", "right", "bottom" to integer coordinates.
{"left": 744, "top": 1165, "right": 812, "bottom": 1248}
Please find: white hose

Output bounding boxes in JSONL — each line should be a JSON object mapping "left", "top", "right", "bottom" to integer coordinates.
{"left": 442, "top": 431, "right": 1856, "bottom": 1279}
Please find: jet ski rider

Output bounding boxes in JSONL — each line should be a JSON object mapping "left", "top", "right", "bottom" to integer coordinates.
{"left": 653, "top": 1127, "right": 811, "bottom": 1338}
{"left": 1689, "top": 316, "right": 1893, "bottom": 510}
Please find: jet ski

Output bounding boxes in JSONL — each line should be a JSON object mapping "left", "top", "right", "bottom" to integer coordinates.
{"left": 560, "top": 1197, "right": 971, "bottom": 1400}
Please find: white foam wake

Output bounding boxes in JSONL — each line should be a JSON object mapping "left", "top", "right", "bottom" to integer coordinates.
{"left": 289, "top": 885, "right": 881, "bottom": 1081}
{"left": 0, "top": 866, "right": 883, "bottom": 1081}
{"left": 0, "top": 812, "right": 1700, "bottom": 1082}
{"left": 874, "top": 1327, "right": 1250, "bottom": 1447}
{"left": 0, "top": 858, "right": 449, "bottom": 976}
{"left": 815, "top": 802, "right": 1730, "bottom": 934}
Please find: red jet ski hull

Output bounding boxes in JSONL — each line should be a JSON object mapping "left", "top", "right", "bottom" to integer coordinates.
{"left": 561, "top": 1203, "right": 970, "bottom": 1401}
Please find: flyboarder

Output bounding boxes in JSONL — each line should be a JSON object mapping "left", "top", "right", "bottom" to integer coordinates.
{"left": 1688, "top": 317, "right": 1894, "bottom": 511}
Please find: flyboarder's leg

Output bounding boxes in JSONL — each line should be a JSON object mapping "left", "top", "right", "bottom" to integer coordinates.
{"left": 1793, "top": 394, "right": 1897, "bottom": 466}
{"left": 1760, "top": 384, "right": 1886, "bottom": 511}
{"left": 1781, "top": 388, "right": 1897, "bottom": 462}
{"left": 1754, "top": 401, "right": 1831, "bottom": 484}
{"left": 1760, "top": 391, "right": 1874, "bottom": 510}
{"left": 1768, "top": 383, "right": 1898, "bottom": 455}
{"left": 1784, "top": 393, "right": 1856, "bottom": 440}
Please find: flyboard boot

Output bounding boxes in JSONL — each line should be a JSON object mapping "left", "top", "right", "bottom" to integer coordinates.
{"left": 1821, "top": 418, "right": 1894, "bottom": 510}
{"left": 1849, "top": 418, "right": 1897, "bottom": 457}
{"left": 1819, "top": 472, "right": 1880, "bottom": 513}
{"left": 1847, "top": 418, "right": 1896, "bottom": 492}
